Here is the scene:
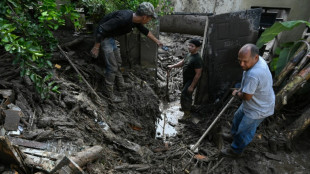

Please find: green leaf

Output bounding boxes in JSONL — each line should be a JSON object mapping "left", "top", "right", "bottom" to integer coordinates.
{"left": 270, "top": 57, "right": 278, "bottom": 72}
{"left": 46, "top": 60, "right": 52, "bottom": 67}
{"left": 4, "top": 44, "right": 12, "bottom": 51}
{"left": 30, "top": 73, "right": 36, "bottom": 82}
{"left": 275, "top": 47, "right": 291, "bottom": 76}
{"left": 2, "top": 36, "right": 9, "bottom": 43}
{"left": 48, "top": 81, "right": 55, "bottom": 87}
{"left": 43, "top": 74, "right": 52, "bottom": 82}
{"left": 256, "top": 20, "right": 310, "bottom": 48}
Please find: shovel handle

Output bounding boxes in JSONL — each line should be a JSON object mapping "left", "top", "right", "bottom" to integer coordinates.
{"left": 190, "top": 96, "right": 236, "bottom": 152}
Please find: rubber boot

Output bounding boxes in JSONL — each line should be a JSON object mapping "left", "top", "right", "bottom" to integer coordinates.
{"left": 115, "top": 73, "right": 132, "bottom": 91}
{"left": 114, "top": 49, "right": 132, "bottom": 91}
{"left": 104, "top": 85, "right": 122, "bottom": 103}
{"left": 178, "top": 111, "right": 191, "bottom": 123}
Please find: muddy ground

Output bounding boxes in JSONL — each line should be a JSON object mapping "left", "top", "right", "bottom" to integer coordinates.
{"left": 0, "top": 31, "right": 310, "bottom": 174}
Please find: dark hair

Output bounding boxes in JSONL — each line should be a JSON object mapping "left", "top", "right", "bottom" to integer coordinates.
{"left": 189, "top": 39, "right": 202, "bottom": 47}
{"left": 248, "top": 44, "right": 259, "bottom": 58}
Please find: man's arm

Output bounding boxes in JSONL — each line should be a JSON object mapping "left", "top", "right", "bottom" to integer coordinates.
{"left": 91, "top": 13, "right": 125, "bottom": 58}
{"left": 188, "top": 68, "right": 202, "bottom": 93}
{"left": 167, "top": 59, "right": 184, "bottom": 69}
{"left": 147, "top": 32, "right": 163, "bottom": 47}
{"left": 232, "top": 90, "right": 253, "bottom": 101}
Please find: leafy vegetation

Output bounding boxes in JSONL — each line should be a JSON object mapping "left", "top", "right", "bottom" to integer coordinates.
{"left": 80, "top": 0, "right": 173, "bottom": 22}
{"left": 256, "top": 20, "right": 310, "bottom": 49}
{"left": 0, "top": 0, "right": 81, "bottom": 99}
{"left": 257, "top": 20, "right": 310, "bottom": 74}
{"left": 0, "top": 0, "right": 173, "bottom": 99}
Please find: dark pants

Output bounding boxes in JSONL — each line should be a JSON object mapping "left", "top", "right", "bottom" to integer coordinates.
{"left": 101, "top": 37, "right": 123, "bottom": 88}
{"left": 181, "top": 80, "right": 193, "bottom": 111}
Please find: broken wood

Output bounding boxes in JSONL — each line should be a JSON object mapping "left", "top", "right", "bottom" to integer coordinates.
{"left": 0, "top": 89, "right": 15, "bottom": 108}
{"left": 60, "top": 36, "right": 85, "bottom": 49}
{"left": 102, "top": 129, "right": 153, "bottom": 162}
{"left": 274, "top": 38, "right": 310, "bottom": 87}
{"left": 8, "top": 137, "right": 48, "bottom": 150}
{"left": 275, "top": 62, "right": 310, "bottom": 111}
{"left": 57, "top": 45, "right": 101, "bottom": 100}
{"left": 0, "top": 136, "right": 29, "bottom": 173}
{"left": 285, "top": 107, "right": 310, "bottom": 140}
{"left": 70, "top": 145, "right": 103, "bottom": 167}
{"left": 114, "top": 163, "right": 151, "bottom": 171}
{"left": 289, "top": 49, "right": 310, "bottom": 80}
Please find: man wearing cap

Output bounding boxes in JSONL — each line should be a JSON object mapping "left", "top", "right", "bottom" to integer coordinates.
{"left": 90, "top": 2, "right": 163, "bottom": 102}
{"left": 168, "top": 39, "right": 203, "bottom": 122}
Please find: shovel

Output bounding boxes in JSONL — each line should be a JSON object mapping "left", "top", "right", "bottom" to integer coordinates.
{"left": 189, "top": 95, "right": 236, "bottom": 152}
{"left": 165, "top": 68, "right": 171, "bottom": 102}
{"left": 180, "top": 93, "right": 238, "bottom": 164}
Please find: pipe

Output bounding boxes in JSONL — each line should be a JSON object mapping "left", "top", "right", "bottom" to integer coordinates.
{"left": 159, "top": 14, "right": 209, "bottom": 36}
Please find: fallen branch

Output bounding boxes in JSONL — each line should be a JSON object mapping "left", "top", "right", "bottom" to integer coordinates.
{"left": 60, "top": 36, "right": 85, "bottom": 49}
{"left": 71, "top": 145, "right": 103, "bottom": 167}
{"left": 57, "top": 45, "right": 101, "bottom": 100}
{"left": 114, "top": 163, "right": 151, "bottom": 171}
{"left": 208, "top": 158, "right": 224, "bottom": 174}
{"left": 285, "top": 107, "right": 310, "bottom": 140}
{"left": 275, "top": 62, "right": 310, "bottom": 111}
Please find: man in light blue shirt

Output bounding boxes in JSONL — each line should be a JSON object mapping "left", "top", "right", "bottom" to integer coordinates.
{"left": 221, "top": 43, "right": 275, "bottom": 157}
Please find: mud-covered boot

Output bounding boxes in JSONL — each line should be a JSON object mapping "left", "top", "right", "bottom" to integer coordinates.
{"left": 104, "top": 85, "right": 122, "bottom": 103}
{"left": 115, "top": 74, "right": 132, "bottom": 91}
{"left": 178, "top": 111, "right": 191, "bottom": 123}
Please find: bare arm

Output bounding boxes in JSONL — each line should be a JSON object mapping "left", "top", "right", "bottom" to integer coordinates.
{"left": 232, "top": 90, "right": 253, "bottom": 101}
{"left": 188, "top": 68, "right": 202, "bottom": 93}
{"left": 168, "top": 59, "right": 184, "bottom": 69}
{"left": 147, "top": 31, "right": 163, "bottom": 47}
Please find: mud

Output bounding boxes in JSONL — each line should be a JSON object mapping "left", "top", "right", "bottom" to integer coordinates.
{"left": 0, "top": 31, "right": 310, "bottom": 173}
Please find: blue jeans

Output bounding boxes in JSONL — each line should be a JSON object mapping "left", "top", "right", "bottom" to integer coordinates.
{"left": 101, "top": 38, "right": 122, "bottom": 86}
{"left": 231, "top": 105, "right": 264, "bottom": 154}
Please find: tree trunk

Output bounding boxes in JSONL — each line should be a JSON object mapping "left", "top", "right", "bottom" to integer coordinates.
{"left": 71, "top": 145, "right": 103, "bottom": 167}
{"left": 274, "top": 37, "right": 310, "bottom": 87}
{"left": 285, "top": 107, "right": 310, "bottom": 140}
{"left": 275, "top": 62, "right": 310, "bottom": 111}
{"left": 274, "top": 49, "right": 307, "bottom": 87}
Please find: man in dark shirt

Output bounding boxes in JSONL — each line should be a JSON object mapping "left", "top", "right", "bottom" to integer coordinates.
{"left": 90, "top": 2, "right": 163, "bottom": 102}
{"left": 168, "top": 39, "right": 203, "bottom": 122}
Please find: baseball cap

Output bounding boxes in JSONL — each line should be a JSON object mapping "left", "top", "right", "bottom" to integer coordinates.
{"left": 137, "top": 2, "right": 158, "bottom": 19}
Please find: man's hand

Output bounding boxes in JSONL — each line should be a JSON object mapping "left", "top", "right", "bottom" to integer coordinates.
{"left": 157, "top": 41, "right": 163, "bottom": 48}
{"left": 91, "top": 46, "right": 99, "bottom": 58}
{"left": 232, "top": 89, "right": 239, "bottom": 96}
{"left": 91, "top": 43, "right": 101, "bottom": 58}
{"left": 188, "top": 86, "right": 194, "bottom": 94}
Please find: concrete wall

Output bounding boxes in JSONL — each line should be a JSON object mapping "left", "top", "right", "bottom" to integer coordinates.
{"left": 119, "top": 21, "right": 159, "bottom": 72}
{"left": 170, "top": 0, "right": 310, "bottom": 43}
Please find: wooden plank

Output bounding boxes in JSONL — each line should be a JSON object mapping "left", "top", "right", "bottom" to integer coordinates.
{"left": 0, "top": 136, "right": 29, "bottom": 173}
{"left": 24, "top": 154, "right": 56, "bottom": 172}
{"left": 21, "top": 148, "right": 63, "bottom": 160}
{"left": 9, "top": 137, "right": 48, "bottom": 150}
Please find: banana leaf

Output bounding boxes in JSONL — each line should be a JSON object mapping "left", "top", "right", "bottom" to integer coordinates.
{"left": 256, "top": 20, "right": 310, "bottom": 49}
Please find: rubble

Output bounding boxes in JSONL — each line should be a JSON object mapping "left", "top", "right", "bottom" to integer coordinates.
{"left": 0, "top": 31, "right": 309, "bottom": 173}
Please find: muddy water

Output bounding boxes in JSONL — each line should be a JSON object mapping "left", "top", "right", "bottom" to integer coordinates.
{"left": 156, "top": 101, "right": 183, "bottom": 139}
